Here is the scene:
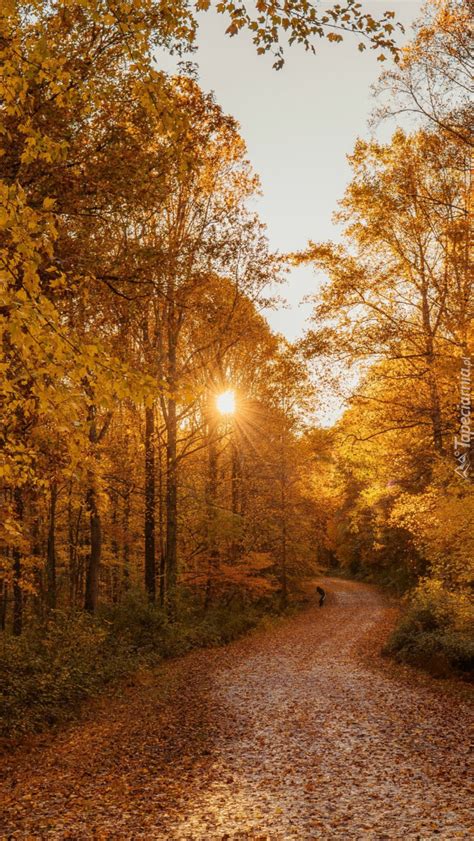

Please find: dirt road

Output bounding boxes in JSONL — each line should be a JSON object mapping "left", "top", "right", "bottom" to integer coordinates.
{"left": 1, "top": 579, "right": 472, "bottom": 839}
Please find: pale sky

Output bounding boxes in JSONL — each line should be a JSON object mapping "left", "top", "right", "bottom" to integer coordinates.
{"left": 158, "top": 1, "right": 423, "bottom": 340}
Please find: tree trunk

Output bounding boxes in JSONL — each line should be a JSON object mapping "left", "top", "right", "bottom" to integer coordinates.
{"left": 68, "top": 500, "right": 82, "bottom": 608}
{"left": 122, "top": 490, "right": 131, "bottom": 591}
{"left": 280, "top": 516, "right": 288, "bottom": 610}
{"left": 204, "top": 423, "right": 220, "bottom": 610}
{"left": 427, "top": 363, "right": 444, "bottom": 454}
{"left": 12, "top": 488, "right": 23, "bottom": 635}
{"left": 144, "top": 405, "right": 156, "bottom": 602}
{"left": 29, "top": 497, "right": 43, "bottom": 620}
{"left": 165, "top": 396, "right": 178, "bottom": 618}
{"left": 158, "top": 432, "right": 166, "bottom": 608}
{"left": 164, "top": 288, "right": 178, "bottom": 619}
{"left": 83, "top": 407, "right": 112, "bottom": 613}
{"left": 418, "top": 232, "right": 444, "bottom": 455}
{"left": 84, "top": 483, "right": 101, "bottom": 613}
{"left": 230, "top": 434, "right": 242, "bottom": 563}
{"left": 279, "top": 435, "right": 288, "bottom": 611}
{"left": 110, "top": 496, "right": 120, "bottom": 604}
{"left": 46, "top": 480, "right": 58, "bottom": 610}
{"left": 0, "top": 578, "right": 7, "bottom": 631}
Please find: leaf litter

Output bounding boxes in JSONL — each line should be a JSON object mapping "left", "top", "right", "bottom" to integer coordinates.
{"left": 1, "top": 579, "right": 472, "bottom": 839}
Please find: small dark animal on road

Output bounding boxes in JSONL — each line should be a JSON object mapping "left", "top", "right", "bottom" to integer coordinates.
{"left": 316, "top": 586, "right": 326, "bottom": 607}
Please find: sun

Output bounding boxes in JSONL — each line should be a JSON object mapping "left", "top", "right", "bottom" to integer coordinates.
{"left": 216, "top": 389, "right": 236, "bottom": 415}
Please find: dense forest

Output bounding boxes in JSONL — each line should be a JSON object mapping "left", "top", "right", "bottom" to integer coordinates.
{"left": 0, "top": 0, "right": 472, "bottom": 737}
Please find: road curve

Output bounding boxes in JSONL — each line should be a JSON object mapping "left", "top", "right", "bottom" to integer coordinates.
{"left": 1, "top": 578, "right": 472, "bottom": 839}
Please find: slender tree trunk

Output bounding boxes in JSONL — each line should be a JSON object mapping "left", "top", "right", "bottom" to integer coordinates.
{"left": 12, "top": 551, "right": 22, "bottom": 635}
{"left": 428, "top": 368, "right": 444, "bottom": 454}
{"left": 122, "top": 490, "right": 131, "bottom": 591}
{"left": 12, "top": 488, "right": 23, "bottom": 635}
{"left": 280, "top": 512, "right": 288, "bottom": 611}
{"left": 110, "top": 496, "right": 119, "bottom": 604}
{"left": 83, "top": 408, "right": 112, "bottom": 613}
{"left": 68, "top": 501, "right": 82, "bottom": 608}
{"left": 78, "top": 526, "right": 87, "bottom": 606}
{"left": 84, "top": 482, "right": 101, "bottom": 613}
{"left": 230, "top": 433, "right": 242, "bottom": 563}
{"left": 422, "top": 290, "right": 443, "bottom": 453}
{"left": 144, "top": 405, "right": 156, "bottom": 602}
{"left": 279, "top": 435, "right": 288, "bottom": 611}
{"left": 204, "top": 420, "right": 219, "bottom": 610}
{"left": 46, "top": 480, "right": 57, "bottom": 610}
{"left": 231, "top": 438, "right": 240, "bottom": 515}
{"left": 165, "top": 396, "right": 178, "bottom": 618}
{"left": 158, "top": 432, "right": 166, "bottom": 608}
{"left": 0, "top": 578, "right": 7, "bottom": 631}
{"left": 68, "top": 493, "right": 75, "bottom": 607}
{"left": 165, "top": 289, "right": 178, "bottom": 619}
{"left": 30, "top": 497, "right": 43, "bottom": 620}
{"left": 418, "top": 232, "right": 444, "bottom": 455}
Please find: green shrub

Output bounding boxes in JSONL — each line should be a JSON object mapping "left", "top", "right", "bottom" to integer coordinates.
{"left": 197, "top": 603, "right": 262, "bottom": 645}
{"left": 385, "top": 579, "right": 474, "bottom": 676}
{"left": 0, "top": 612, "right": 135, "bottom": 736}
{"left": 0, "top": 595, "right": 270, "bottom": 738}
{"left": 100, "top": 589, "right": 172, "bottom": 652}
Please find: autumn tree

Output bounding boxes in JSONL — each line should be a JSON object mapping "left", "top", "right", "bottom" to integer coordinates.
{"left": 374, "top": 0, "right": 473, "bottom": 147}
{"left": 298, "top": 61, "right": 472, "bottom": 654}
{"left": 297, "top": 127, "right": 471, "bottom": 456}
